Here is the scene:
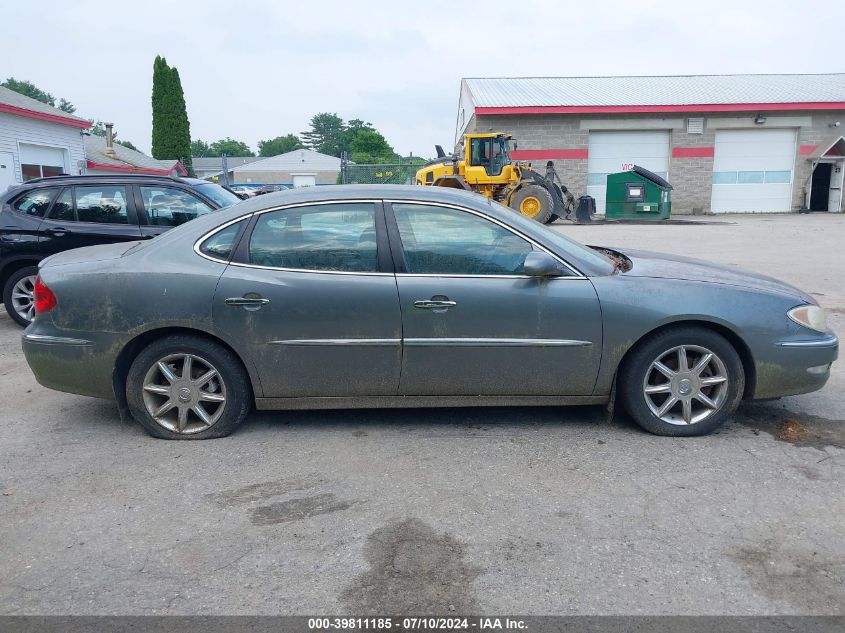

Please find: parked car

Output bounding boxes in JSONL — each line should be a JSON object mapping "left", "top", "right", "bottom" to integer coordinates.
{"left": 1, "top": 174, "right": 240, "bottom": 326}
{"left": 229, "top": 185, "right": 258, "bottom": 198}
{"left": 253, "top": 184, "right": 289, "bottom": 196}
{"left": 22, "top": 185, "right": 837, "bottom": 440}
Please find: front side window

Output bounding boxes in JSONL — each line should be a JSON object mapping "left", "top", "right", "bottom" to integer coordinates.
{"left": 392, "top": 203, "right": 534, "bottom": 275}
{"left": 13, "top": 188, "right": 58, "bottom": 216}
{"left": 248, "top": 203, "right": 377, "bottom": 272}
{"left": 140, "top": 186, "right": 213, "bottom": 227}
{"left": 75, "top": 185, "right": 129, "bottom": 224}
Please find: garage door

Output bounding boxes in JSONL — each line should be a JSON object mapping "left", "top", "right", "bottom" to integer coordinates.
{"left": 292, "top": 174, "right": 316, "bottom": 188}
{"left": 587, "top": 131, "right": 670, "bottom": 213}
{"left": 710, "top": 129, "right": 796, "bottom": 213}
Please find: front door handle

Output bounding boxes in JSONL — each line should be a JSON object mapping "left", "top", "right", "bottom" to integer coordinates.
{"left": 225, "top": 296, "right": 270, "bottom": 308}
{"left": 47, "top": 227, "right": 70, "bottom": 236}
{"left": 414, "top": 299, "right": 457, "bottom": 310}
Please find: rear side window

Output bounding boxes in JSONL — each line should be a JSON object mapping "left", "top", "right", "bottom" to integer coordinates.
{"left": 199, "top": 221, "right": 245, "bottom": 261}
{"left": 140, "top": 186, "right": 214, "bottom": 227}
{"left": 50, "top": 188, "right": 75, "bottom": 221}
{"left": 13, "top": 188, "right": 58, "bottom": 217}
{"left": 248, "top": 203, "right": 377, "bottom": 272}
{"left": 75, "top": 185, "right": 129, "bottom": 224}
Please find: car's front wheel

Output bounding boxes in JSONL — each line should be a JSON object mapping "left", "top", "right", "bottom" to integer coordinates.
{"left": 619, "top": 327, "right": 745, "bottom": 436}
{"left": 126, "top": 335, "right": 252, "bottom": 439}
{"left": 3, "top": 266, "right": 39, "bottom": 327}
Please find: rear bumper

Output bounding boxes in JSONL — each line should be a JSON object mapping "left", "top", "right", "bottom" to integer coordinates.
{"left": 753, "top": 334, "right": 839, "bottom": 399}
{"left": 22, "top": 329, "right": 116, "bottom": 400}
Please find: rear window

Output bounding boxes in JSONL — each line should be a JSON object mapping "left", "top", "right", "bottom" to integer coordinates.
{"left": 13, "top": 188, "right": 58, "bottom": 217}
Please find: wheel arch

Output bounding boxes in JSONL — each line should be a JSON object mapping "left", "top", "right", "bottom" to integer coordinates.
{"left": 1, "top": 257, "right": 41, "bottom": 288}
{"left": 112, "top": 326, "right": 260, "bottom": 420}
{"left": 615, "top": 319, "right": 757, "bottom": 400}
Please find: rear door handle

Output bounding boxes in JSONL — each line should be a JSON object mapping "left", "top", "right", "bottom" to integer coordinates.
{"left": 414, "top": 300, "right": 457, "bottom": 309}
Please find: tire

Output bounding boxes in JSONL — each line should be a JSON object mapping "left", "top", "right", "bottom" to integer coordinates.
{"left": 3, "top": 266, "right": 39, "bottom": 327}
{"left": 511, "top": 185, "right": 554, "bottom": 223}
{"left": 619, "top": 327, "right": 744, "bottom": 436}
{"left": 126, "top": 335, "right": 252, "bottom": 440}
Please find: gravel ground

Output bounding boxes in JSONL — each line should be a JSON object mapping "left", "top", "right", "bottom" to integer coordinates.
{"left": 0, "top": 212, "right": 842, "bottom": 615}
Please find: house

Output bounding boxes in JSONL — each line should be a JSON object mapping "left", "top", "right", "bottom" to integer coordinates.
{"left": 207, "top": 149, "right": 341, "bottom": 187}
{"left": 456, "top": 74, "right": 845, "bottom": 213}
{"left": 84, "top": 128, "right": 187, "bottom": 176}
{"left": 0, "top": 85, "right": 90, "bottom": 191}
{"left": 192, "top": 156, "right": 263, "bottom": 181}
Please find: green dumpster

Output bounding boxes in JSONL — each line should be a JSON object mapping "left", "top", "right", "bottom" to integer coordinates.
{"left": 605, "top": 165, "right": 672, "bottom": 220}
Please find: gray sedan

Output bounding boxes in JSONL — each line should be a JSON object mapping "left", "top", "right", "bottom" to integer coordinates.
{"left": 22, "top": 185, "right": 838, "bottom": 440}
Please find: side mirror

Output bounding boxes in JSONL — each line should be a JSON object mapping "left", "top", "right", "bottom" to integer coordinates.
{"left": 523, "top": 251, "right": 566, "bottom": 277}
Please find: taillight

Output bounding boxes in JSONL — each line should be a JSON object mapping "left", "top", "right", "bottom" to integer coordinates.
{"left": 34, "top": 276, "right": 57, "bottom": 314}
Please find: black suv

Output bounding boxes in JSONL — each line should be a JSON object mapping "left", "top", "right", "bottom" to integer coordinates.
{"left": 1, "top": 174, "right": 240, "bottom": 326}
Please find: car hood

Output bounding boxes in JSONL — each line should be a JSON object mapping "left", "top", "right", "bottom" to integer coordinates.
{"left": 615, "top": 248, "right": 815, "bottom": 303}
{"left": 40, "top": 241, "right": 142, "bottom": 269}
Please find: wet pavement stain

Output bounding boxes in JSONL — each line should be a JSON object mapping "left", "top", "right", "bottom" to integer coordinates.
{"left": 735, "top": 404, "right": 845, "bottom": 451}
{"left": 727, "top": 541, "right": 845, "bottom": 612}
{"left": 341, "top": 518, "right": 481, "bottom": 614}
{"left": 204, "top": 475, "right": 323, "bottom": 507}
{"left": 250, "top": 493, "right": 353, "bottom": 526}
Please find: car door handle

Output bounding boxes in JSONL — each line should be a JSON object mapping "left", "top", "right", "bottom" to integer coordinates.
{"left": 47, "top": 227, "right": 70, "bottom": 235}
{"left": 225, "top": 297, "right": 270, "bottom": 306}
{"left": 414, "top": 300, "right": 457, "bottom": 309}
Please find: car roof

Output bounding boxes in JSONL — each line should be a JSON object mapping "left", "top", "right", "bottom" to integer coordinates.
{"left": 1, "top": 174, "right": 219, "bottom": 200}
{"left": 9, "top": 174, "right": 208, "bottom": 187}
{"left": 230, "top": 184, "right": 486, "bottom": 211}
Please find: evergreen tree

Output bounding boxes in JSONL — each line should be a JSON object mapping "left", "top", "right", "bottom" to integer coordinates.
{"left": 151, "top": 56, "right": 193, "bottom": 174}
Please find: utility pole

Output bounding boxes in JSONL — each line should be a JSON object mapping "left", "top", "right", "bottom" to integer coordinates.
{"left": 221, "top": 153, "right": 230, "bottom": 187}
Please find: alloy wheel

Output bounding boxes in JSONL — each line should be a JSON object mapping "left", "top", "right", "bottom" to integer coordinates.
{"left": 642, "top": 344, "right": 728, "bottom": 425}
{"left": 142, "top": 353, "right": 227, "bottom": 434}
{"left": 11, "top": 275, "right": 36, "bottom": 323}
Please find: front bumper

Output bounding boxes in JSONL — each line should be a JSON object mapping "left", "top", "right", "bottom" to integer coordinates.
{"left": 753, "top": 334, "right": 839, "bottom": 399}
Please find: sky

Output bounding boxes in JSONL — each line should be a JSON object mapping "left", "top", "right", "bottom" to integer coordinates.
{"left": 3, "top": 0, "right": 843, "bottom": 159}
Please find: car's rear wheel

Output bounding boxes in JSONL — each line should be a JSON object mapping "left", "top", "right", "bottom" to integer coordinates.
{"left": 619, "top": 327, "right": 744, "bottom": 436}
{"left": 3, "top": 266, "right": 39, "bottom": 327}
{"left": 126, "top": 335, "right": 251, "bottom": 439}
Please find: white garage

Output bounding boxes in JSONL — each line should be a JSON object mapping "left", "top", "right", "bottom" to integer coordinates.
{"left": 710, "top": 129, "right": 796, "bottom": 213}
{"left": 587, "top": 131, "right": 670, "bottom": 212}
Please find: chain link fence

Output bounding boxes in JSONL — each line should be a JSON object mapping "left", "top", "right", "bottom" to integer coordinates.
{"left": 340, "top": 156, "right": 427, "bottom": 185}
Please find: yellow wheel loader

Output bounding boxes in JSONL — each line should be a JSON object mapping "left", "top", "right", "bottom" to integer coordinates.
{"left": 415, "top": 132, "right": 581, "bottom": 224}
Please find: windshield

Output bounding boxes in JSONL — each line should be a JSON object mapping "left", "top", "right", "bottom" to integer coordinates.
{"left": 195, "top": 183, "right": 241, "bottom": 208}
{"left": 488, "top": 199, "right": 615, "bottom": 275}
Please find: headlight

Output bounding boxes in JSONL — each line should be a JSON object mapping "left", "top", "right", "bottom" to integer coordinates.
{"left": 787, "top": 305, "right": 828, "bottom": 333}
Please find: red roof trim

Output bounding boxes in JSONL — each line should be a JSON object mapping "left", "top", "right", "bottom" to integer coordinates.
{"left": 475, "top": 102, "right": 845, "bottom": 115}
{"left": 799, "top": 144, "right": 818, "bottom": 156}
{"left": 0, "top": 103, "right": 91, "bottom": 128}
{"left": 672, "top": 146, "right": 715, "bottom": 158}
{"left": 511, "top": 148, "right": 587, "bottom": 160}
{"left": 86, "top": 160, "right": 172, "bottom": 175}
{"left": 173, "top": 161, "right": 189, "bottom": 176}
